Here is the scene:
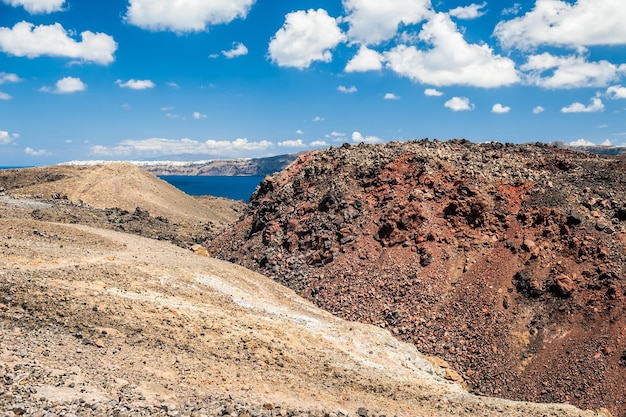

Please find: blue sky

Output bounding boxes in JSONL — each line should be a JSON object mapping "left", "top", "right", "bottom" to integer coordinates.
{"left": 1, "top": 0, "right": 626, "bottom": 165}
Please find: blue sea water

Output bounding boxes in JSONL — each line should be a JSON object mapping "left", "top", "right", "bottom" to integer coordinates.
{"left": 158, "top": 175, "right": 264, "bottom": 202}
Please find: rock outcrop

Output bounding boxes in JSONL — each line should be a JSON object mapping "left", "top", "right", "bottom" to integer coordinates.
{"left": 210, "top": 139, "right": 626, "bottom": 416}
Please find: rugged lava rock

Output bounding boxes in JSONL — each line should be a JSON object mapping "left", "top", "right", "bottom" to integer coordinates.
{"left": 210, "top": 139, "right": 626, "bottom": 416}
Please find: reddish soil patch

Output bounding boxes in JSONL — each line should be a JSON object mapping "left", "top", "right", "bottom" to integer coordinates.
{"left": 210, "top": 140, "right": 626, "bottom": 416}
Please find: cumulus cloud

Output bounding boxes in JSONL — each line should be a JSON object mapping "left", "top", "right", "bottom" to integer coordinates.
{"left": 345, "top": 45, "right": 383, "bottom": 72}
{"left": 278, "top": 139, "right": 306, "bottom": 148}
{"left": 0, "top": 130, "right": 18, "bottom": 145}
{"left": 311, "top": 140, "right": 329, "bottom": 147}
{"left": 192, "top": 112, "right": 207, "bottom": 119}
{"left": 221, "top": 42, "right": 248, "bottom": 58}
{"left": 296, "top": 129, "right": 304, "bottom": 135}
{"left": 384, "top": 93, "right": 400, "bottom": 100}
{"left": 533, "top": 105, "right": 545, "bottom": 114}
{"left": 166, "top": 82, "right": 179, "bottom": 88}
{"left": 124, "top": 0, "right": 255, "bottom": 32}
{"left": 0, "top": 72, "right": 20, "bottom": 84}
{"left": 116, "top": 79, "right": 155, "bottom": 90}
{"left": 338, "top": 85, "right": 357, "bottom": 94}
{"left": 444, "top": 96, "right": 474, "bottom": 111}
{"left": 325, "top": 131, "right": 346, "bottom": 139}
{"left": 561, "top": 97, "right": 604, "bottom": 113}
{"left": 90, "top": 137, "right": 273, "bottom": 158}
{"left": 42, "top": 76, "right": 86, "bottom": 94}
{"left": 521, "top": 53, "right": 626, "bottom": 89}
{"left": 492, "top": 103, "right": 511, "bottom": 114}
{"left": 569, "top": 138, "right": 596, "bottom": 147}
{"left": 424, "top": 88, "right": 443, "bottom": 96}
{"left": 313, "top": 116, "right": 324, "bottom": 122}
{"left": 449, "top": 2, "right": 487, "bottom": 19}
{"left": 343, "top": 0, "right": 431, "bottom": 45}
{"left": 269, "top": 9, "right": 345, "bottom": 69}
{"left": 502, "top": 3, "right": 522, "bottom": 16}
{"left": 3, "top": 0, "right": 65, "bottom": 14}
{"left": 351, "top": 131, "right": 383, "bottom": 144}
{"left": 24, "top": 147, "right": 49, "bottom": 156}
{"left": 384, "top": 13, "right": 519, "bottom": 87}
{"left": 0, "top": 21, "right": 117, "bottom": 65}
{"left": 0, "top": 92, "right": 11, "bottom": 100}
{"left": 606, "top": 85, "right": 626, "bottom": 99}
{"left": 495, "top": 0, "right": 626, "bottom": 49}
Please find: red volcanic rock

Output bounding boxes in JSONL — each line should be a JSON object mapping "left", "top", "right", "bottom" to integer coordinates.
{"left": 210, "top": 139, "right": 626, "bottom": 416}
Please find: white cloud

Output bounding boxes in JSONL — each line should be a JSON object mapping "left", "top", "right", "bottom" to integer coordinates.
{"left": 351, "top": 131, "right": 383, "bottom": 144}
{"left": 495, "top": 0, "right": 626, "bottom": 49}
{"left": 338, "top": 85, "right": 357, "bottom": 94}
{"left": 0, "top": 130, "right": 17, "bottom": 145}
{"left": 533, "top": 105, "right": 545, "bottom": 114}
{"left": 90, "top": 137, "right": 273, "bottom": 157}
{"left": 165, "top": 113, "right": 180, "bottom": 119}
{"left": 343, "top": 0, "right": 431, "bottom": 45}
{"left": 424, "top": 88, "right": 443, "bottom": 96}
{"left": 326, "top": 131, "right": 345, "bottom": 139}
{"left": 166, "top": 82, "right": 179, "bottom": 88}
{"left": 502, "top": 3, "right": 522, "bottom": 16}
{"left": 192, "top": 112, "right": 207, "bottom": 119}
{"left": 269, "top": 9, "right": 345, "bottom": 69}
{"left": 0, "top": 72, "right": 20, "bottom": 84}
{"left": 296, "top": 129, "right": 304, "bottom": 135}
{"left": 44, "top": 76, "right": 86, "bottom": 94}
{"left": 116, "top": 79, "right": 155, "bottom": 90}
{"left": 160, "top": 106, "right": 174, "bottom": 111}
{"left": 3, "top": 0, "right": 65, "bottom": 14}
{"left": 313, "top": 116, "right": 324, "bottom": 122}
{"left": 384, "top": 13, "right": 519, "bottom": 87}
{"left": 0, "top": 92, "right": 12, "bottom": 100}
{"left": 449, "top": 2, "right": 487, "bottom": 20}
{"left": 222, "top": 42, "right": 248, "bottom": 59}
{"left": 278, "top": 139, "right": 306, "bottom": 148}
{"left": 521, "top": 53, "right": 626, "bottom": 89}
{"left": 492, "top": 103, "right": 511, "bottom": 114}
{"left": 444, "top": 96, "right": 474, "bottom": 111}
{"left": 124, "top": 0, "right": 255, "bottom": 32}
{"left": 311, "top": 140, "right": 329, "bottom": 147}
{"left": 600, "top": 139, "right": 612, "bottom": 146}
{"left": 606, "top": 85, "right": 626, "bottom": 99}
{"left": 0, "top": 21, "right": 117, "bottom": 65}
{"left": 384, "top": 93, "right": 400, "bottom": 100}
{"left": 345, "top": 45, "right": 383, "bottom": 72}
{"left": 569, "top": 138, "right": 595, "bottom": 147}
{"left": 561, "top": 97, "right": 605, "bottom": 113}
{"left": 24, "top": 147, "right": 49, "bottom": 156}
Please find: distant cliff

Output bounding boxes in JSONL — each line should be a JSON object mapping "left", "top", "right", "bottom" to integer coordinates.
{"left": 62, "top": 152, "right": 305, "bottom": 177}
{"left": 141, "top": 153, "right": 303, "bottom": 176}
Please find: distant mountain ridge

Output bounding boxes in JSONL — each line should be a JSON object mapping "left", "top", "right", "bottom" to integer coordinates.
{"left": 64, "top": 152, "right": 304, "bottom": 176}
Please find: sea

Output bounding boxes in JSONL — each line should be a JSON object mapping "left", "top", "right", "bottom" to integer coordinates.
{"left": 158, "top": 175, "right": 264, "bottom": 202}
{"left": 0, "top": 166, "right": 262, "bottom": 202}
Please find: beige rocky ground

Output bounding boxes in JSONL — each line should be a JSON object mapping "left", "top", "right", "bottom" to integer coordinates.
{"left": 0, "top": 165, "right": 612, "bottom": 417}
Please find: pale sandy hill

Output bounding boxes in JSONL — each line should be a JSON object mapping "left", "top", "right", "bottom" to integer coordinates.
{"left": 0, "top": 199, "right": 611, "bottom": 417}
{"left": 2, "top": 163, "right": 244, "bottom": 227}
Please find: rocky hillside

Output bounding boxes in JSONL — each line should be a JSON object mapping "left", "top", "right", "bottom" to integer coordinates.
{"left": 0, "top": 171, "right": 609, "bottom": 416}
{"left": 0, "top": 163, "right": 246, "bottom": 247}
{"left": 209, "top": 139, "right": 626, "bottom": 416}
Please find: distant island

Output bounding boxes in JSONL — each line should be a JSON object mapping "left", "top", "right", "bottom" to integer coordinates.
{"left": 63, "top": 152, "right": 304, "bottom": 177}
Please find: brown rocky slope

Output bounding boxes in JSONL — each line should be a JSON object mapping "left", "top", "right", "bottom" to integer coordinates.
{"left": 209, "top": 139, "right": 626, "bottom": 416}
{"left": 0, "top": 173, "right": 610, "bottom": 416}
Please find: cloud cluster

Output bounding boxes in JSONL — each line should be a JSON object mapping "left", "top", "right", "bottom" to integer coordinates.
{"left": 495, "top": 0, "right": 626, "bottom": 49}
{"left": 0, "top": 130, "right": 19, "bottom": 145}
{"left": 561, "top": 97, "right": 604, "bottom": 113}
{"left": 3, "top": 0, "right": 65, "bottom": 14}
{"left": 0, "top": 22, "right": 117, "bottom": 65}
{"left": 445, "top": 96, "right": 474, "bottom": 111}
{"left": 269, "top": 9, "right": 345, "bottom": 69}
{"left": 116, "top": 79, "right": 155, "bottom": 90}
{"left": 40, "top": 76, "right": 86, "bottom": 94}
{"left": 124, "top": 0, "right": 255, "bottom": 32}
{"left": 448, "top": 2, "right": 487, "bottom": 20}
{"left": 90, "top": 137, "right": 273, "bottom": 158}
